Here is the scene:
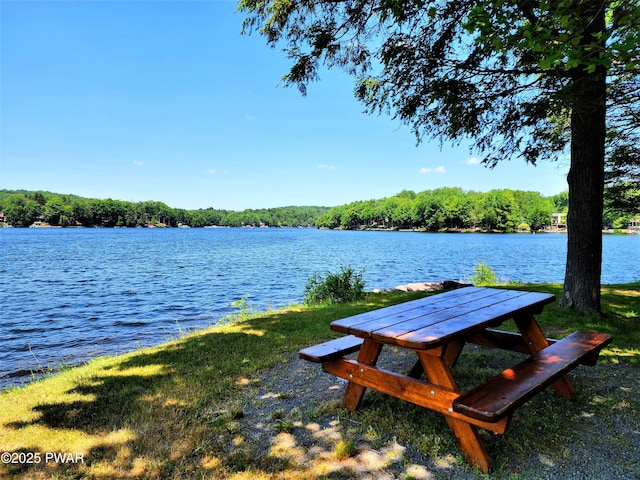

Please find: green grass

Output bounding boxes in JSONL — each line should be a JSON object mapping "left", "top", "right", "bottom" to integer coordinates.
{"left": 0, "top": 284, "right": 637, "bottom": 479}
{"left": 500, "top": 282, "right": 640, "bottom": 363}
{"left": 333, "top": 439, "right": 356, "bottom": 460}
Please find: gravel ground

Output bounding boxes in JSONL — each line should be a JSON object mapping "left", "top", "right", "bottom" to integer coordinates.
{"left": 227, "top": 346, "right": 640, "bottom": 480}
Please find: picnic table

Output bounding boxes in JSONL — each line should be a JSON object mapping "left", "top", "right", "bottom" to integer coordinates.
{"left": 299, "top": 287, "right": 611, "bottom": 472}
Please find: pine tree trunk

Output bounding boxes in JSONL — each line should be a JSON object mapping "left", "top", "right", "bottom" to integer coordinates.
{"left": 560, "top": 5, "right": 607, "bottom": 314}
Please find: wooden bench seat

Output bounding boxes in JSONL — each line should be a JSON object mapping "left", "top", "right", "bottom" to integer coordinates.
{"left": 299, "top": 335, "right": 364, "bottom": 363}
{"left": 453, "top": 331, "right": 612, "bottom": 423}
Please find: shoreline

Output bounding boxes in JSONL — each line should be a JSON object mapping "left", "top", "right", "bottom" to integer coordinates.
{"left": 4, "top": 222, "right": 640, "bottom": 235}
{"left": 3, "top": 280, "right": 638, "bottom": 391}
{"left": 324, "top": 225, "right": 640, "bottom": 235}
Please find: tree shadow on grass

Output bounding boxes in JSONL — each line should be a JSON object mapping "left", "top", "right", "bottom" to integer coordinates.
{"left": 1, "top": 307, "right": 360, "bottom": 479}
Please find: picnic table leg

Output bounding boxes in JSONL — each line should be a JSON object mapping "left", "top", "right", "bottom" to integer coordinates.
{"left": 514, "top": 314, "right": 577, "bottom": 399}
{"left": 418, "top": 352, "right": 491, "bottom": 473}
{"left": 408, "top": 340, "right": 465, "bottom": 378}
{"left": 342, "top": 339, "right": 383, "bottom": 411}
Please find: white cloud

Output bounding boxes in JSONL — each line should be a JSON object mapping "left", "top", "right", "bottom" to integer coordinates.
{"left": 245, "top": 114, "right": 256, "bottom": 121}
{"left": 132, "top": 160, "right": 145, "bottom": 166}
{"left": 206, "top": 169, "right": 217, "bottom": 175}
{"left": 318, "top": 164, "right": 337, "bottom": 170}
{"left": 466, "top": 156, "right": 481, "bottom": 165}
{"left": 420, "top": 166, "right": 446, "bottom": 174}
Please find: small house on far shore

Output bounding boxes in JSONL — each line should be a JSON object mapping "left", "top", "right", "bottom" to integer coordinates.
{"left": 551, "top": 212, "right": 567, "bottom": 230}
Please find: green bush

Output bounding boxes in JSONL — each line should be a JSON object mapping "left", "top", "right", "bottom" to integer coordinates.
{"left": 467, "top": 261, "right": 498, "bottom": 286}
{"left": 304, "top": 265, "right": 365, "bottom": 305}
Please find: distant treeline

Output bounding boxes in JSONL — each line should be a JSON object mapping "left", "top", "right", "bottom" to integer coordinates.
{"left": 316, "top": 188, "right": 636, "bottom": 232}
{"left": 1, "top": 188, "right": 635, "bottom": 231}
{"left": 0, "top": 190, "right": 328, "bottom": 228}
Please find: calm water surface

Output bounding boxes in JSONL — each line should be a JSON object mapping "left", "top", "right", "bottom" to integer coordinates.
{"left": 1, "top": 228, "right": 638, "bottom": 388}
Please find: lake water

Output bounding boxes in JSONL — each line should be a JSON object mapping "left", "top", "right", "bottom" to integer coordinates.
{"left": 1, "top": 228, "right": 639, "bottom": 388}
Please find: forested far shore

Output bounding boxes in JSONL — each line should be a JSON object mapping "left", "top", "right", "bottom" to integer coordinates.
{"left": 0, "top": 190, "right": 328, "bottom": 228}
{"left": 0, "top": 187, "right": 638, "bottom": 231}
{"left": 315, "top": 188, "right": 638, "bottom": 232}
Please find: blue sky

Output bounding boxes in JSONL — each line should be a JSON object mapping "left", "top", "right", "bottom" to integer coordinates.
{"left": 1, "top": 1, "right": 570, "bottom": 211}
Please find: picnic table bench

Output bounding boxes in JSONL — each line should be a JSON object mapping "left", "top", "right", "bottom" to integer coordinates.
{"left": 299, "top": 287, "right": 611, "bottom": 472}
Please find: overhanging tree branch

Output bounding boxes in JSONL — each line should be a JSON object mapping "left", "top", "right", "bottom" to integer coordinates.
{"left": 239, "top": 0, "right": 640, "bottom": 313}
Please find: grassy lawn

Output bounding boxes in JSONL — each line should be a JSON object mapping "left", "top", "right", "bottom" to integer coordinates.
{"left": 0, "top": 283, "right": 638, "bottom": 479}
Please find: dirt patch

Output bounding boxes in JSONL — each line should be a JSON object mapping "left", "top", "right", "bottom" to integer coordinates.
{"left": 217, "top": 345, "right": 640, "bottom": 479}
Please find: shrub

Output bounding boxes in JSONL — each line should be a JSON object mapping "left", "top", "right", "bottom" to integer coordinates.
{"left": 467, "top": 261, "right": 498, "bottom": 286}
{"left": 304, "top": 265, "right": 365, "bottom": 305}
{"left": 517, "top": 222, "right": 531, "bottom": 232}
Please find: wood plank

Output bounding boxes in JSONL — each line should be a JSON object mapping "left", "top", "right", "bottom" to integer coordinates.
{"left": 298, "top": 335, "right": 364, "bottom": 363}
{"left": 395, "top": 292, "right": 555, "bottom": 349}
{"left": 468, "top": 329, "right": 558, "bottom": 354}
{"left": 514, "top": 314, "right": 576, "bottom": 398}
{"left": 341, "top": 339, "right": 383, "bottom": 411}
{"left": 330, "top": 287, "right": 487, "bottom": 335}
{"left": 452, "top": 331, "right": 612, "bottom": 422}
{"left": 371, "top": 289, "right": 533, "bottom": 344}
{"left": 469, "top": 328, "right": 614, "bottom": 367}
{"left": 417, "top": 351, "right": 492, "bottom": 472}
{"left": 323, "top": 357, "right": 509, "bottom": 435}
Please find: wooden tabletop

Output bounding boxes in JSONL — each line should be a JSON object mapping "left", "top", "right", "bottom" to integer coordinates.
{"left": 330, "top": 287, "right": 556, "bottom": 350}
